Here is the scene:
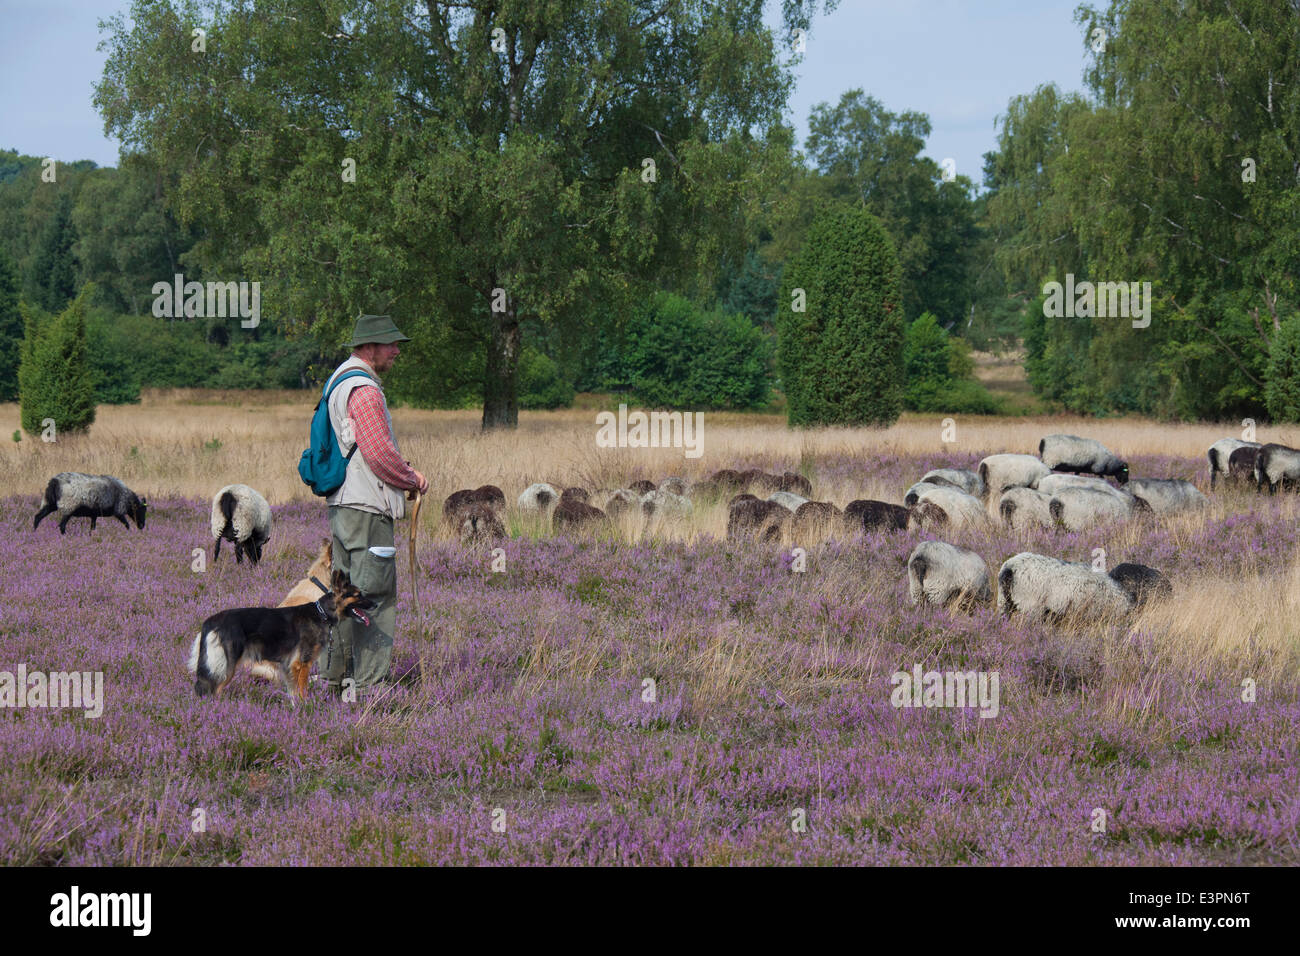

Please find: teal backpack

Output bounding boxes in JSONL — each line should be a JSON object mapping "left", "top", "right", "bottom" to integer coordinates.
{"left": 298, "top": 369, "right": 375, "bottom": 496}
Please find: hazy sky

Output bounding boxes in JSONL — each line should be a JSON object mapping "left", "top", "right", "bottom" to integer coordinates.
{"left": 0, "top": 0, "right": 1094, "bottom": 181}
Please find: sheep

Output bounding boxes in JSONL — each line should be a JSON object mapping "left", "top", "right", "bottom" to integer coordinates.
{"left": 997, "top": 487, "right": 1055, "bottom": 531}
{"left": 659, "top": 477, "right": 689, "bottom": 496}
{"left": 727, "top": 498, "right": 788, "bottom": 542}
{"left": 996, "top": 552, "right": 1152, "bottom": 622}
{"left": 1038, "top": 434, "right": 1129, "bottom": 483}
{"left": 919, "top": 468, "right": 985, "bottom": 498}
{"left": 776, "top": 472, "right": 813, "bottom": 497}
{"left": 1108, "top": 562, "right": 1173, "bottom": 606}
{"left": 518, "top": 482, "right": 560, "bottom": 514}
{"left": 728, "top": 493, "right": 759, "bottom": 508}
{"left": 33, "top": 473, "right": 148, "bottom": 535}
{"left": 553, "top": 498, "right": 607, "bottom": 530}
{"left": 560, "top": 486, "right": 590, "bottom": 503}
{"left": 1035, "top": 473, "right": 1132, "bottom": 500}
{"left": 1048, "top": 487, "right": 1138, "bottom": 532}
{"left": 907, "top": 541, "right": 992, "bottom": 610}
{"left": 903, "top": 480, "right": 943, "bottom": 507}
{"left": 1253, "top": 443, "right": 1300, "bottom": 494}
{"left": 443, "top": 485, "right": 506, "bottom": 527}
{"left": 1228, "top": 446, "right": 1260, "bottom": 485}
{"left": 600, "top": 488, "right": 640, "bottom": 518}
{"left": 1208, "top": 438, "right": 1261, "bottom": 489}
{"left": 628, "top": 479, "right": 657, "bottom": 495}
{"left": 978, "top": 454, "right": 1051, "bottom": 498}
{"left": 908, "top": 486, "right": 989, "bottom": 532}
{"left": 641, "top": 489, "right": 693, "bottom": 518}
{"left": 458, "top": 504, "right": 506, "bottom": 545}
{"left": 764, "top": 494, "right": 806, "bottom": 515}
{"left": 790, "top": 500, "right": 842, "bottom": 538}
{"left": 210, "top": 484, "right": 272, "bottom": 564}
{"left": 843, "top": 499, "right": 909, "bottom": 533}
{"left": 1127, "top": 478, "right": 1209, "bottom": 513}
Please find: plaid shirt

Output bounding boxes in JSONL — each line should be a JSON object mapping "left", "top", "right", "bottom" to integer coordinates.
{"left": 345, "top": 384, "right": 420, "bottom": 491}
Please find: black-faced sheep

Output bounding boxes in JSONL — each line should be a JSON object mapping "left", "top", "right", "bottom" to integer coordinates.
{"left": 1208, "top": 438, "right": 1261, "bottom": 489}
{"left": 1127, "top": 478, "right": 1208, "bottom": 513}
{"left": 33, "top": 473, "right": 148, "bottom": 535}
{"left": 1253, "top": 444, "right": 1300, "bottom": 494}
{"left": 727, "top": 498, "right": 788, "bottom": 542}
{"left": 459, "top": 504, "right": 506, "bottom": 545}
{"left": 600, "top": 488, "right": 640, "bottom": 518}
{"left": 628, "top": 479, "right": 658, "bottom": 495}
{"left": 641, "top": 489, "right": 693, "bottom": 518}
{"left": 1048, "top": 487, "right": 1139, "bottom": 532}
{"left": 978, "top": 454, "right": 1051, "bottom": 498}
{"left": 843, "top": 499, "right": 909, "bottom": 533}
{"left": 518, "top": 482, "right": 560, "bottom": 514}
{"left": 766, "top": 491, "right": 810, "bottom": 512}
{"left": 996, "top": 552, "right": 1169, "bottom": 622}
{"left": 1038, "top": 434, "right": 1129, "bottom": 483}
{"left": 919, "top": 468, "right": 985, "bottom": 498}
{"left": 1227, "top": 446, "right": 1260, "bottom": 485}
{"left": 211, "top": 484, "right": 272, "bottom": 564}
{"left": 907, "top": 541, "right": 991, "bottom": 610}
{"left": 997, "top": 487, "right": 1054, "bottom": 531}
{"left": 908, "top": 486, "right": 989, "bottom": 532}
{"left": 904, "top": 480, "right": 943, "bottom": 507}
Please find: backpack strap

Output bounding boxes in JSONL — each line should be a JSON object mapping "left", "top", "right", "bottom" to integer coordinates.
{"left": 322, "top": 368, "right": 376, "bottom": 461}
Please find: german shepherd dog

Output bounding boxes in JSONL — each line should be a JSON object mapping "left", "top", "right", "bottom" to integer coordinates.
{"left": 187, "top": 570, "right": 375, "bottom": 705}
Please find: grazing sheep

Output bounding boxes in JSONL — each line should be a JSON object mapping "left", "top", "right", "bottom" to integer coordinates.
{"left": 790, "top": 501, "right": 842, "bottom": 538}
{"left": 1208, "top": 438, "right": 1261, "bottom": 489}
{"left": 459, "top": 504, "right": 506, "bottom": 545}
{"left": 727, "top": 498, "right": 788, "bottom": 542}
{"left": 210, "top": 484, "right": 272, "bottom": 564}
{"left": 1035, "top": 473, "right": 1131, "bottom": 500}
{"left": 738, "top": 469, "right": 769, "bottom": 492}
{"left": 33, "top": 473, "right": 148, "bottom": 535}
{"left": 843, "top": 499, "right": 909, "bottom": 533}
{"left": 553, "top": 498, "right": 607, "bottom": 530}
{"left": 907, "top": 541, "right": 992, "bottom": 610}
{"left": 706, "top": 469, "right": 745, "bottom": 493}
{"left": 728, "top": 493, "right": 759, "bottom": 508}
{"left": 903, "top": 480, "right": 944, "bottom": 507}
{"left": 1228, "top": 446, "right": 1260, "bottom": 485}
{"left": 919, "top": 468, "right": 985, "bottom": 498}
{"left": 1253, "top": 443, "right": 1300, "bottom": 494}
{"left": 777, "top": 472, "right": 813, "bottom": 497}
{"left": 1127, "top": 478, "right": 1209, "bottom": 513}
{"left": 641, "top": 489, "right": 693, "bottom": 518}
{"left": 766, "top": 491, "right": 810, "bottom": 512}
{"left": 443, "top": 485, "right": 506, "bottom": 527}
{"left": 997, "top": 552, "right": 1138, "bottom": 622}
{"left": 600, "top": 488, "right": 640, "bottom": 518}
{"left": 628, "top": 479, "right": 657, "bottom": 495}
{"left": 659, "top": 477, "right": 689, "bottom": 496}
{"left": 998, "top": 487, "right": 1055, "bottom": 531}
{"left": 978, "top": 454, "right": 1051, "bottom": 498}
{"left": 908, "top": 486, "right": 989, "bottom": 532}
{"left": 1038, "top": 434, "right": 1129, "bottom": 483}
{"left": 518, "top": 482, "right": 560, "bottom": 514}
{"left": 1048, "top": 487, "right": 1138, "bottom": 531}
{"left": 560, "top": 486, "right": 590, "bottom": 503}
{"left": 1108, "top": 562, "right": 1173, "bottom": 606}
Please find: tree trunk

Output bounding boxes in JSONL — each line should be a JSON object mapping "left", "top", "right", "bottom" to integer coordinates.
{"left": 482, "top": 305, "right": 520, "bottom": 430}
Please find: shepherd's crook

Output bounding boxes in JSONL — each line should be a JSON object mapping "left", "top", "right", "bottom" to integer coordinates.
{"left": 409, "top": 491, "right": 423, "bottom": 640}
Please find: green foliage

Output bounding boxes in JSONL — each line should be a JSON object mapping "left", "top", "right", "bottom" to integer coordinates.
{"left": 518, "top": 346, "right": 575, "bottom": 410}
{"left": 903, "top": 312, "right": 1001, "bottom": 414}
{"left": 778, "top": 205, "right": 904, "bottom": 426}
{"left": 28, "top": 193, "right": 78, "bottom": 313}
{"left": 0, "top": 247, "right": 20, "bottom": 401}
{"left": 1266, "top": 317, "right": 1300, "bottom": 423}
{"left": 19, "top": 291, "right": 96, "bottom": 436}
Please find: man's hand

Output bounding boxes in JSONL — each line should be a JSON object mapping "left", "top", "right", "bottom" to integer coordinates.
{"left": 408, "top": 470, "right": 429, "bottom": 499}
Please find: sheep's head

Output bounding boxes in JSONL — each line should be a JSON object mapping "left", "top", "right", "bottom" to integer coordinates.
{"left": 1116, "top": 462, "right": 1130, "bottom": 484}
{"left": 132, "top": 497, "right": 148, "bottom": 529}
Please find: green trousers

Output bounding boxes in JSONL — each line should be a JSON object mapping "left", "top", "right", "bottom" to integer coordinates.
{"left": 321, "top": 506, "right": 398, "bottom": 691}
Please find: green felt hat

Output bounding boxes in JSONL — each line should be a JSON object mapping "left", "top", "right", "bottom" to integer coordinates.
{"left": 348, "top": 313, "right": 411, "bottom": 347}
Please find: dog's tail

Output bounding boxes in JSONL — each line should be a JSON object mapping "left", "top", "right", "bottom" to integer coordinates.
{"left": 187, "top": 629, "right": 229, "bottom": 696}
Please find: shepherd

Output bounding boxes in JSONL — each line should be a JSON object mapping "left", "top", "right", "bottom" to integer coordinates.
{"left": 316, "top": 314, "right": 428, "bottom": 699}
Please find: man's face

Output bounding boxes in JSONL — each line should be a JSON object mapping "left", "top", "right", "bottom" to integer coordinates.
{"left": 362, "top": 342, "right": 401, "bottom": 372}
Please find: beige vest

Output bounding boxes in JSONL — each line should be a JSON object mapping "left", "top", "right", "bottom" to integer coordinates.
{"left": 324, "top": 356, "right": 406, "bottom": 519}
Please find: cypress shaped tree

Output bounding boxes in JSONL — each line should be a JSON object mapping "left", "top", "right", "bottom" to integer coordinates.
{"left": 777, "top": 205, "right": 905, "bottom": 426}
{"left": 19, "top": 292, "right": 96, "bottom": 437}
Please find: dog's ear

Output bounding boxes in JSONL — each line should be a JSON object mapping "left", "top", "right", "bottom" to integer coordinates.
{"left": 323, "top": 539, "right": 333, "bottom": 562}
{"left": 331, "top": 569, "right": 345, "bottom": 589}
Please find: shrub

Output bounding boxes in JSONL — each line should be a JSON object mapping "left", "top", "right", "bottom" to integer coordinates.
{"left": 902, "top": 312, "right": 1002, "bottom": 413}
{"left": 19, "top": 291, "right": 96, "bottom": 436}
{"left": 777, "top": 205, "right": 904, "bottom": 426}
{"left": 519, "top": 346, "right": 575, "bottom": 409}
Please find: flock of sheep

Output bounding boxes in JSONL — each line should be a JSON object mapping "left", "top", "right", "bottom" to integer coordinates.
{"left": 31, "top": 430, "right": 1297, "bottom": 626}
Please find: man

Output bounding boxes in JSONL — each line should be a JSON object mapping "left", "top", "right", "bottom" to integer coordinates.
{"left": 318, "top": 313, "right": 429, "bottom": 698}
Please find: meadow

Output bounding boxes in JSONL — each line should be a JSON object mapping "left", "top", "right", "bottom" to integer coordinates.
{"left": 0, "top": 390, "right": 1297, "bottom": 864}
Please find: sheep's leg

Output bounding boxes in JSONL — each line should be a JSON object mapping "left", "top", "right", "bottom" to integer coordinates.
{"left": 213, "top": 536, "right": 222, "bottom": 562}
{"left": 115, "top": 514, "right": 129, "bottom": 528}
{"left": 90, "top": 516, "right": 97, "bottom": 531}
{"left": 235, "top": 541, "right": 244, "bottom": 564}
{"left": 33, "top": 503, "right": 54, "bottom": 529}
{"left": 58, "top": 515, "right": 70, "bottom": 535}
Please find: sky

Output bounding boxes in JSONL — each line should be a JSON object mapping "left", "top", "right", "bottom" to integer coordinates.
{"left": 0, "top": 0, "right": 1095, "bottom": 181}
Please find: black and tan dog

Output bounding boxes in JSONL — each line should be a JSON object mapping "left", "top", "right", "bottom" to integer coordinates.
{"left": 187, "top": 570, "right": 375, "bottom": 705}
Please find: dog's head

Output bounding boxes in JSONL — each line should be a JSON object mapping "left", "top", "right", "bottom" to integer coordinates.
{"left": 330, "top": 569, "right": 378, "bottom": 627}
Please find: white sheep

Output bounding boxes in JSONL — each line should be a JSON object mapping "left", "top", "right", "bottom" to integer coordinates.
{"left": 766, "top": 491, "right": 810, "bottom": 512}
{"left": 211, "top": 484, "right": 272, "bottom": 564}
{"left": 907, "top": 540, "right": 991, "bottom": 609}
{"left": 904, "top": 480, "right": 943, "bottom": 507}
{"left": 1253, "top": 444, "right": 1300, "bottom": 494}
{"left": 978, "top": 454, "right": 1051, "bottom": 498}
{"left": 1035, "top": 473, "right": 1131, "bottom": 500}
{"left": 908, "top": 486, "right": 990, "bottom": 532}
{"left": 919, "top": 468, "right": 985, "bottom": 498}
{"left": 996, "top": 552, "right": 1155, "bottom": 622}
{"left": 1207, "top": 438, "right": 1260, "bottom": 489}
{"left": 641, "top": 489, "right": 693, "bottom": 518}
{"left": 1048, "top": 487, "right": 1138, "bottom": 531}
{"left": 518, "top": 482, "right": 561, "bottom": 514}
{"left": 997, "top": 487, "right": 1054, "bottom": 531}
{"left": 33, "top": 473, "right": 148, "bottom": 535}
{"left": 1038, "top": 434, "right": 1129, "bottom": 483}
{"left": 1127, "top": 477, "right": 1208, "bottom": 513}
